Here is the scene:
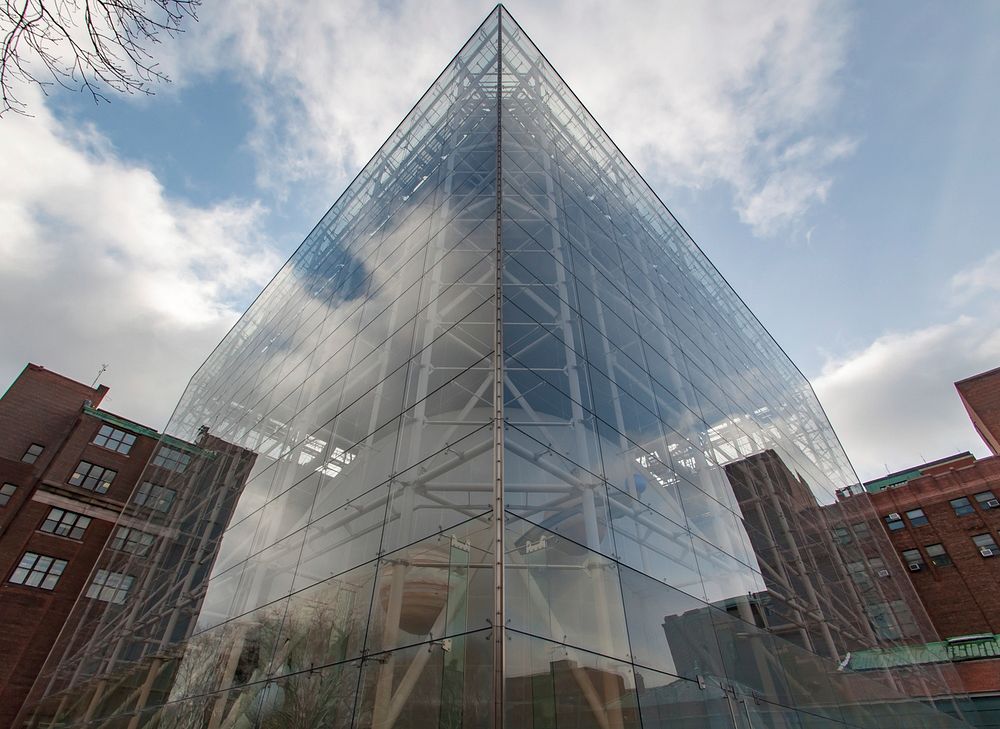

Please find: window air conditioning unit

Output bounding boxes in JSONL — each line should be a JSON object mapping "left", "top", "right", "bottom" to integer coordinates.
{"left": 908, "top": 563, "right": 922, "bottom": 571}
{"left": 987, "top": 500, "right": 999, "bottom": 509}
{"left": 981, "top": 548, "right": 995, "bottom": 557}
{"left": 876, "top": 569, "right": 890, "bottom": 578}
{"left": 888, "top": 513, "right": 901, "bottom": 520}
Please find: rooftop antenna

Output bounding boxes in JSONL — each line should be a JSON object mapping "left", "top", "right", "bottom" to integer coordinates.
{"left": 91, "top": 364, "right": 108, "bottom": 388}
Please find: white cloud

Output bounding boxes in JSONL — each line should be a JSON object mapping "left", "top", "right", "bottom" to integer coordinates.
{"left": 164, "top": 0, "right": 484, "bottom": 205}
{"left": 161, "top": 0, "right": 855, "bottom": 233}
{"left": 0, "top": 90, "right": 283, "bottom": 429}
{"left": 520, "top": 0, "right": 856, "bottom": 236}
{"left": 950, "top": 249, "right": 1000, "bottom": 304}
{"left": 812, "top": 315, "right": 1000, "bottom": 482}
{"left": 0, "top": 1, "right": 864, "bottom": 435}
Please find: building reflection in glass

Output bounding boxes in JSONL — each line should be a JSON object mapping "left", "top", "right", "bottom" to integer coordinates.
{"left": 20, "top": 7, "right": 976, "bottom": 729}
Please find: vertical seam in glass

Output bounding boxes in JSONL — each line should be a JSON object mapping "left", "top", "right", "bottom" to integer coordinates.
{"left": 492, "top": 7, "right": 505, "bottom": 728}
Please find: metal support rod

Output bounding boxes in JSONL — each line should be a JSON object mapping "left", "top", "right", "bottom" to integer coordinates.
{"left": 124, "top": 657, "right": 162, "bottom": 729}
{"left": 492, "top": 11, "right": 506, "bottom": 728}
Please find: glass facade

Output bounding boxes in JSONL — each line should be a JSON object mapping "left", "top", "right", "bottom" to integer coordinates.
{"left": 22, "top": 7, "right": 976, "bottom": 729}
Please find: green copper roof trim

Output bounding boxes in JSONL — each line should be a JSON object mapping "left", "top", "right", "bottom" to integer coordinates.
{"left": 863, "top": 469, "right": 924, "bottom": 493}
{"left": 83, "top": 406, "right": 206, "bottom": 456}
{"left": 848, "top": 634, "right": 1000, "bottom": 671}
{"left": 863, "top": 452, "right": 975, "bottom": 492}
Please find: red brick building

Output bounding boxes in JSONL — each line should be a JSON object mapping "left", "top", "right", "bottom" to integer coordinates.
{"left": 856, "top": 366, "right": 1000, "bottom": 726}
{"left": 866, "top": 452, "right": 1000, "bottom": 638}
{"left": 957, "top": 366, "right": 1000, "bottom": 458}
{"left": 0, "top": 365, "right": 196, "bottom": 726}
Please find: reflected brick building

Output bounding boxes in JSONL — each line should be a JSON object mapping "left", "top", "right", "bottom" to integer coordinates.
{"left": 839, "top": 366, "right": 1000, "bottom": 727}
{"left": 18, "top": 7, "right": 980, "bottom": 729}
{"left": 0, "top": 365, "right": 189, "bottom": 724}
{"left": 0, "top": 365, "right": 255, "bottom": 727}
{"left": 865, "top": 367, "right": 1000, "bottom": 639}
{"left": 867, "top": 452, "right": 1000, "bottom": 638}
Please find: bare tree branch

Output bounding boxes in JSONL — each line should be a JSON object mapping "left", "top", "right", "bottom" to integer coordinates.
{"left": 0, "top": 0, "right": 199, "bottom": 115}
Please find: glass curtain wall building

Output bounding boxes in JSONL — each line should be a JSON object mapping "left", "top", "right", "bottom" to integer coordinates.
{"left": 22, "top": 7, "right": 976, "bottom": 729}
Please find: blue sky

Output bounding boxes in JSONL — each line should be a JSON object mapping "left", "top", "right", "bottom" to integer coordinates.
{"left": 2, "top": 0, "right": 998, "bottom": 480}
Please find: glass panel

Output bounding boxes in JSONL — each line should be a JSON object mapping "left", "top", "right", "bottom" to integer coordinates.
{"left": 505, "top": 515, "right": 630, "bottom": 661}
{"left": 632, "top": 665, "right": 736, "bottom": 729}
{"left": 609, "top": 485, "right": 705, "bottom": 599}
{"left": 504, "top": 424, "right": 615, "bottom": 558}
{"left": 291, "top": 482, "right": 388, "bottom": 593}
{"left": 272, "top": 561, "right": 376, "bottom": 678}
{"left": 19, "top": 9, "right": 976, "bottom": 729}
{"left": 382, "top": 425, "right": 493, "bottom": 554}
{"left": 366, "top": 516, "right": 494, "bottom": 655}
{"left": 354, "top": 629, "right": 492, "bottom": 729}
{"left": 619, "top": 565, "right": 725, "bottom": 681}
{"left": 243, "top": 661, "right": 360, "bottom": 729}
{"left": 505, "top": 630, "right": 641, "bottom": 729}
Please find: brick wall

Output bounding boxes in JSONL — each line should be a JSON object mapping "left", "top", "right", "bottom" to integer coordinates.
{"left": 0, "top": 365, "right": 156, "bottom": 727}
{"left": 0, "top": 364, "right": 107, "bottom": 471}
{"left": 872, "top": 457, "right": 1000, "bottom": 638}
{"left": 957, "top": 367, "right": 1000, "bottom": 457}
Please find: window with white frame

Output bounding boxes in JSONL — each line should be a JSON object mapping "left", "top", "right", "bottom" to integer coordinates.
{"left": 39, "top": 508, "right": 92, "bottom": 540}
{"left": 133, "top": 481, "right": 176, "bottom": 512}
{"left": 151, "top": 446, "right": 191, "bottom": 473}
{"left": 9, "top": 552, "right": 67, "bottom": 590}
{"left": 21, "top": 443, "right": 44, "bottom": 464}
{"left": 111, "top": 526, "right": 155, "bottom": 556}
{"left": 68, "top": 461, "right": 117, "bottom": 494}
{"left": 86, "top": 569, "right": 135, "bottom": 604}
{"left": 93, "top": 424, "right": 137, "bottom": 455}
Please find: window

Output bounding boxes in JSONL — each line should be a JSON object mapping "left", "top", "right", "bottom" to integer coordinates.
{"left": 133, "top": 481, "right": 176, "bottom": 512}
{"left": 0, "top": 483, "right": 16, "bottom": 507}
{"left": 846, "top": 561, "right": 871, "bottom": 590}
{"left": 92, "top": 425, "right": 136, "bottom": 455}
{"left": 868, "top": 600, "right": 918, "bottom": 640}
{"left": 86, "top": 569, "right": 134, "bottom": 604}
{"left": 950, "top": 497, "right": 975, "bottom": 516}
{"left": 832, "top": 526, "right": 851, "bottom": 544}
{"left": 885, "top": 513, "right": 905, "bottom": 531}
{"left": 889, "top": 599, "right": 920, "bottom": 638}
{"left": 21, "top": 443, "right": 44, "bottom": 464}
{"left": 906, "top": 508, "right": 929, "bottom": 527}
{"left": 69, "top": 461, "right": 117, "bottom": 494}
{"left": 902, "top": 548, "right": 925, "bottom": 569}
{"left": 973, "top": 533, "right": 999, "bottom": 556}
{"left": 851, "top": 522, "right": 871, "bottom": 539}
{"left": 111, "top": 526, "right": 155, "bottom": 556}
{"left": 39, "top": 508, "right": 92, "bottom": 539}
{"left": 151, "top": 446, "right": 191, "bottom": 474}
{"left": 925, "top": 543, "right": 952, "bottom": 567}
{"left": 975, "top": 491, "right": 999, "bottom": 510}
{"left": 9, "top": 552, "right": 67, "bottom": 590}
